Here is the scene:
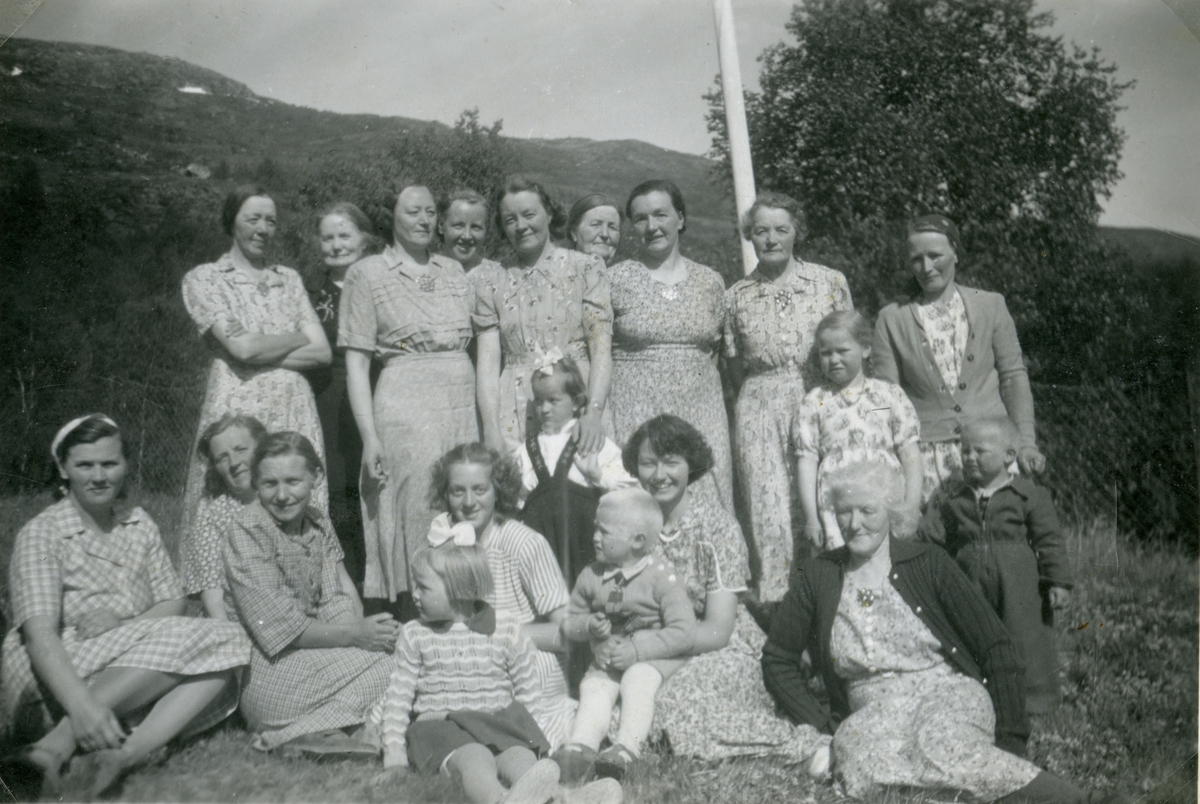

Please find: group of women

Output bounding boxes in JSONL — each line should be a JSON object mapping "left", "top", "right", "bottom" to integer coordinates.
{"left": 0, "top": 174, "right": 1127, "bottom": 804}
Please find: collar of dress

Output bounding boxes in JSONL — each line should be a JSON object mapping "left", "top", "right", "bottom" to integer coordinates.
{"left": 215, "top": 252, "right": 285, "bottom": 287}
{"left": 749, "top": 259, "right": 816, "bottom": 293}
{"left": 383, "top": 244, "right": 442, "bottom": 281}
{"left": 56, "top": 497, "right": 140, "bottom": 540}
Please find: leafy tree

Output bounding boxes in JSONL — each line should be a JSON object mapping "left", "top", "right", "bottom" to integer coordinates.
{"left": 705, "top": 0, "right": 1135, "bottom": 381}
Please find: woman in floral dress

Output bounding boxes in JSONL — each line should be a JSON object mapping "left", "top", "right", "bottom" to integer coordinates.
{"left": 180, "top": 186, "right": 332, "bottom": 553}
{"left": 763, "top": 461, "right": 1127, "bottom": 803}
{"left": 724, "top": 192, "right": 853, "bottom": 601}
{"left": 340, "top": 184, "right": 478, "bottom": 616}
{"left": 608, "top": 180, "right": 733, "bottom": 507}
{"left": 472, "top": 176, "right": 613, "bottom": 457}
{"left": 619, "top": 415, "right": 826, "bottom": 763}
{"left": 872, "top": 214, "right": 1044, "bottom": 501}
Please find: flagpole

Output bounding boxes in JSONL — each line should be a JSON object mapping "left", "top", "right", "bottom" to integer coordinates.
{"left": 713, "top": 0, "right": 758, "bottom": 275}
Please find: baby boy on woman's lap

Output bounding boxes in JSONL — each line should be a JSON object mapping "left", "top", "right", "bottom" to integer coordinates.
{"left": 554, "top": 488, "right": 695, "bottom": 784}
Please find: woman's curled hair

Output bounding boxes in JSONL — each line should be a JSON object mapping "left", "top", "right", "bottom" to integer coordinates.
{"left": 621, "top": 414, "right": 713, "bottom": 485}
{"left": 198, "top": 414, "right": 268, "bottom": 497}
{"left": 491, "top": 175, "right": 566, "bottom": 241}
{"left": 250, "top": 431, "right": 324, "bottom": 484}
{"left": 428, "top": 442, "right": 523, "bottom": 522}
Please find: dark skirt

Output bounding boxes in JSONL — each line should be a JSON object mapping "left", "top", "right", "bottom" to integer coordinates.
{"left": 406, "top": 701, "right": 550, "bottom": 774}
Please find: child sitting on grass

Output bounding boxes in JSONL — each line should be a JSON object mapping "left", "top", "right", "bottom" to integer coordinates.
{"left": 370, "top": 539, "right": 621, "bottom": 804}
{"left": 518, "top": 352, "right": 636, "bottom": 585}
{"left": 554, "top": 488, "right": 696, "bottom": 783}
{"left": 917, "top": 416, "right": 1072, "bottom": 713}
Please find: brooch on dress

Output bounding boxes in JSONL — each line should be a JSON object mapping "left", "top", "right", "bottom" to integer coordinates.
{"left": 856, "top": 588, "right": 878, "bottom": 608}
{"left": 417, "top": 274, "right": 436, "bottom": 292}
{"left": 661, "top": 285, "right": 681, "bottom": 301}
{"left": 773, "top": 288, "right": 793, "bottom": 309}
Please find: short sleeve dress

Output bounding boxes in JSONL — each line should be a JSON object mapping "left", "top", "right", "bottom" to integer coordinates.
{"left": 179, "top": 254, "right": 329, "bottom": 584}
{"left": 607, "top": 258, "right": 733, "bottom": 508}
{"left": 179, "top": 493, "right": 246, "bottom": 615}
{"left": 339, "top": 246, "right": 479, "bottom": 601}
{"left": 224, "top": 500, "right": 392, "bottom": 750}
{"left": 470, "top": 247, "right": 613, "bottom": 452}
{"left": 724, "top": 260, "right": 852, "bottom": 600}
{"left": 1, "top": 499, "right": 250, "bottom": 743}
{"left": 650, "top": 487, "right": 827, "bottom": 762}
{"left": 795, "top": 378, "right": 920, "bottom": 546}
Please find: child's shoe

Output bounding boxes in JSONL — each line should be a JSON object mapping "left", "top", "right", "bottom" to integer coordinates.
{"left": 502, "top": 757, "right": 560, "bottom": 804}
{"left": 563, "top": 776, "right": 623, "bottom": 804}
{"left": 551, "top": 744, "right": 597, "bottom": 785}
{"left": 592, "top": 744, "right": 635, "bottom": 781}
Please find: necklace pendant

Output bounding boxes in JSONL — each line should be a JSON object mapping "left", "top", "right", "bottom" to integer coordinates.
{"left": 417, "top": 274, "right": 436, "bottom": 292}
{"left": 856, "top": 587, "right": 877, "bottom": 608}
{"left": 661, "top": 285, "right": 680, "bottom": 301}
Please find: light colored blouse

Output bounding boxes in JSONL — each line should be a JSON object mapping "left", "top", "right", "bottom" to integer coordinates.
{"left": 338, "top": 245, "right": 472, "bottom": 360}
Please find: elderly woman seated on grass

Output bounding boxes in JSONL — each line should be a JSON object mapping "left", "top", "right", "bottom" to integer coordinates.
{"left": 223, "top": 431, "right": 397, "bottom": 758}
{"left": 0, "top": 414, "right": 250, "bottom": 800}
{"left": 179, "top": 413, "right": 267, "bottom": 619}
{"left": 762, "top": 461, "right": 1129, "bottom": 803}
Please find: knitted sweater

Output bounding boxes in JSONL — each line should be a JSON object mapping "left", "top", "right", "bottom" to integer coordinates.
{"left": 564, "top": 554, "right": 695, "bottom": 663}
{"left": 762, "top": 540, "right": 1030, "bottom": 756}
{"left": 375, "top": 605, "right": 551, "bottom": 768}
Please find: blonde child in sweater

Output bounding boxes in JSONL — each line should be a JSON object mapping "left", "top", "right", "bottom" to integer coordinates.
{"left": 370, "top": 539, "right": 621, "bottom": 804}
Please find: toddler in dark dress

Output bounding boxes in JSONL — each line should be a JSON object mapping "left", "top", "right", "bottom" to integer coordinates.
{"left": 517, "top": 352, "right": 635, "bottom": 584}
{"left": 918, "top": 416, "right": 1072, "bottom": 712}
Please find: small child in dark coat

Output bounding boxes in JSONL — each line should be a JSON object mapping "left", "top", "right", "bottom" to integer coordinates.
{"left": 918, "top": 416, "right": 1072, "bottom": 713}
{"left": 554, "top": 488, "right": 695, "bottom": 783}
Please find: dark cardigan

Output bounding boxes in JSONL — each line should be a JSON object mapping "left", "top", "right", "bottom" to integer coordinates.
{"left": 761, "top": 539, "right": 1030, "bottom": 756}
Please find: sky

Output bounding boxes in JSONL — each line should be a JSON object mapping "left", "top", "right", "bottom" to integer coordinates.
{"left": 7, "top": 0, "right": 1200, "bottom": 238}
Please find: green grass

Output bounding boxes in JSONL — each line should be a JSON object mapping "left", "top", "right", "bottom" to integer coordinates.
{"left": 1, "top": 495, "right": 1196, "bottom": 803}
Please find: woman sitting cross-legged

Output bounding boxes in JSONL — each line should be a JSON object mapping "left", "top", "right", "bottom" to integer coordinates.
{"left": 0, "top": 415, "right": 250, "bottom": 800}
{"left": 223, "top": 431, "right": 397, "bottom": 756}
{"left": 762, "top": 460, "right": 1129, "bottom": 803}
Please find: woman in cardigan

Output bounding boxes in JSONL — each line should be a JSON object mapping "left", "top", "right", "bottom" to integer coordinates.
{"left": 762, "top": 461, "right": 1127, "bottom": 803}
{"left": 872, "top": 214, "right": 1044, "bottom": 502}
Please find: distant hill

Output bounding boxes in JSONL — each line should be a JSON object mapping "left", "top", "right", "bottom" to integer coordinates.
{"left": 0, "top": 37, "right": 739, "bottom": 276}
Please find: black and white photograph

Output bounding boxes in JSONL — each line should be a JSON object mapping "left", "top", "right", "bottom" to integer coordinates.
{"left": 0, "top": 1, "right": 1196, "bottom": 802}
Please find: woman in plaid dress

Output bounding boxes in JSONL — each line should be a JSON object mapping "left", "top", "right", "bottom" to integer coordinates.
{"left": 1, "top": 415, "right": 250, "bottom": 800}
{"left": 223, "top": 432, "right": 398, "bottom": 754}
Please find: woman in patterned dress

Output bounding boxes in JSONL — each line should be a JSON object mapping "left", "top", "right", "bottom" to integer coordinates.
{"left": 305, "top": 202, "right": 384, "bottom": 589}
{"left": 724, "top": 192, "right": 853, "bottom": 602}
{"left": 180, "top": 186, "right": 332, "bottom": 566}
{"left": 1, "top": 415, "right": 249, "bottom": 799}
{"left": 566, "top": 193, "right": 623, "bottom": 266}
{"left": 872, "top": 214, "right": 1044, "bottom": 502}
{"left": 473, "top": 176, "right": 614, "bottom": 458}
{"left": 619, "top": 415, "right": 827, "bottom": 763}
{"left": 340, "top": 185, "right": 479, "bottom": 617}
{"left": 180, "top": 414, "right": 267, "bottom": 619}
{"left": 224, "top": 432, "right": 397, "bottom": 754}
{"left": 608, "top": 180, "right": 734, "bottom": 508}
{"left": 763, "top": 461, "right": 1127, "bottom": 803}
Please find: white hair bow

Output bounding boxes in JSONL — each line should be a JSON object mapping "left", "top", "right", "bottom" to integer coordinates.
{"left": 531, "top": 346, "right": 565, "bottom": 377}
{"left": 427, "top": 512, "right": 477, "bottom": 548}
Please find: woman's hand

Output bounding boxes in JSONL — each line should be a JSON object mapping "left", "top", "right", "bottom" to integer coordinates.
{"left": 361, "top": 436, "right": 389, "bottom": 484}
{"left": 350, "top": 613, "right": 400, "bottom": 652}
{"left": 1017, "top": 445, "right": 1046, "bottom": 475}
{"left": 575, "top": 410, "right": 606, "bottom": 457}
{"left": 75, "top": 608, "right": 123, "bottom": 640}
{"left": 69, "top": 696, "right": 128, "bottom": 752}
{"left": 1048, "top": 586, "right": 1071, "bottom": 609}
